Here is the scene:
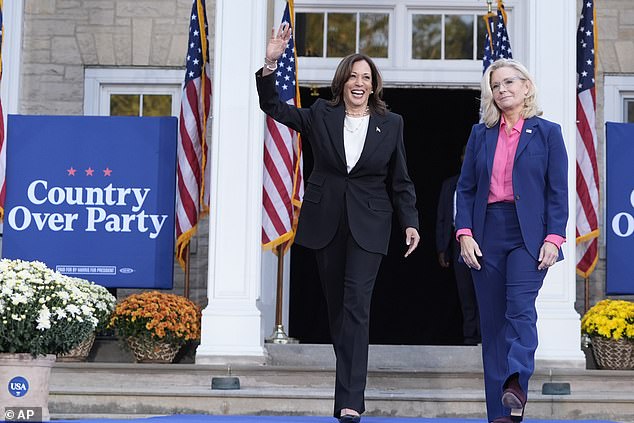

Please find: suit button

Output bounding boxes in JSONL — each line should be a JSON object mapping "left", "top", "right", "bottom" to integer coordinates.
{"left": 515, "top": 195, "right": 520, "bottom": 200}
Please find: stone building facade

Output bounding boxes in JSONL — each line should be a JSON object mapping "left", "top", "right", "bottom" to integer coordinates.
{"left": 1, "top": 0, "right": 632, "bottom": 363}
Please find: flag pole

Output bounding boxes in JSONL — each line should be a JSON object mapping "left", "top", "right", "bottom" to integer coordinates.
{"left": 584, "top": 277, "right": 590, "bottom": 314}
{"left": 184, "top": 244, "right": 191, "bottom": 299}
{"left": 265, "top": 244, "right": 297, "bottom": 344}
{"left": 486, "top": 0, "right": 493, "bottom": 13}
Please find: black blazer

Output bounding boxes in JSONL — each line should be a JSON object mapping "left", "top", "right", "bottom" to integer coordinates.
{"left": 436, "top": 174, "right": 459, "bottom": 255}
{"left": 256, "top": 69, "right": 419, "bottom": 254}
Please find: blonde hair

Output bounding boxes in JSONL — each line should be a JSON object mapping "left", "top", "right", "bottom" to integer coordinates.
{"left": 481, "top": 59, "right": 542, "bottom": 128}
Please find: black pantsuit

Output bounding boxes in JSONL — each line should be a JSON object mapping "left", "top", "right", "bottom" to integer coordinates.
{"left": 315, "top": 208, "right": 382, "bottom": 414}
{"left": 256, "top": 68, "right": 419, "bottom": 418}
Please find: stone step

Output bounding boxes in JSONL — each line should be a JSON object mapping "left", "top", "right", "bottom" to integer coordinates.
{"left": 47, "top": 343, "right": 634, "bottom": 422}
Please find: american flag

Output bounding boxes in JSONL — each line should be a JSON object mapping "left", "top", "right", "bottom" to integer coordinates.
{"left": 175, "top": 0, "right": 211, "bottom": 269}
{"left": 482, "top": 0, "right": 513, "bottom": 72}
{"left": 261, "top": 1, "right": 303, "bottom": 250}
{"left": 0, "top": 0, "right": 6, "bottom": 220}
{"left": 575, "top": 0, "right": 599, "bottom": 278}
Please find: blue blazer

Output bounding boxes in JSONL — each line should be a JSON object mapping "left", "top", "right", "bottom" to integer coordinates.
{"left": 455, "top": 116, "right": 568, "bottom": 261}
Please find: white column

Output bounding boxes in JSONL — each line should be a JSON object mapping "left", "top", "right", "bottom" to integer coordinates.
{"left": 526, "top": 0, "right": 585, "bottom": 366}
{"left": 196, "top": 0, "right": 268, "bottom": 364}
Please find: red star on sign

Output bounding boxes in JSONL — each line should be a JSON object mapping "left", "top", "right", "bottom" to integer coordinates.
{"left": 67, "top": 167, "right": 76, "bottom": 176}
{"left": 85, "top": 167, "right": 95, "bottom": 176}
{"left": 103, "top": 167, "right": 113, "bottom": 176}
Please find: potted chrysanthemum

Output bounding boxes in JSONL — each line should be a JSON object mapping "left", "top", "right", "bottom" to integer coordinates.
{"left": 581, "top": 299, "right": 634, "bottom": 370}
{"left": 0, "top": 258, "right": 107, "bottom": 420}
{"left": 109, "top": 291, "right": 201, "bottom": 363}
{"left": 57, "top": 278, "right": 117, "bottom": 361}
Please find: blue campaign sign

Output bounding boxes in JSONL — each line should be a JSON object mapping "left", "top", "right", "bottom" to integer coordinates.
{"left": 2, "top": 115, "right": 177, "bottom": 289}
{"left": 606, "top": 122, "right": 634, "bottom": 295}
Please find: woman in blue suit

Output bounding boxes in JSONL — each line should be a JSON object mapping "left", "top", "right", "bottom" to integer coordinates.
{"left": 455, "top": 59, "right": 568, "bottom": 423}
{"left": 256, "top": 24, "right": 420, "bottom": 423}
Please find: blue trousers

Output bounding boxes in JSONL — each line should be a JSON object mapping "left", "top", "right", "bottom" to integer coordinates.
{"left": 470, "top": 202, "right": 547, "bottom": 421}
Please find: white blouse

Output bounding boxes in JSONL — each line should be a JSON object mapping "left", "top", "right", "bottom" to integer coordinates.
{"left": 343, "top": 115, "right": 370, "bottom": 173}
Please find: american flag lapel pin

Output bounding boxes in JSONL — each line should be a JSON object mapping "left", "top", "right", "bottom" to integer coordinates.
{"left": 376, "top": 126, "right": 381, "bottom": 133}
{"left": 526, "top": 129, "right": 532, "bottom": 134}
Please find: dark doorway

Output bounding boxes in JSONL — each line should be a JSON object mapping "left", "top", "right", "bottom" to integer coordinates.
{"left": 288, "top": 86, "right": 480, "bottom": 345}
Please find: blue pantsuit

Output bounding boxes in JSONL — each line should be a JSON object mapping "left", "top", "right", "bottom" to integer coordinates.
{"left": 455, "top": 116, "right": 568, "bottom": 422}
{"left": 472, "top": 202, "right": 546, "bottom": 420}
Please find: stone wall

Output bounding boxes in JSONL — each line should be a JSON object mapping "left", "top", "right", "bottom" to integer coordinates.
{"left": 20, "top": 0, "right": 215, "bottom": 307}
{"left": 575, "top": 0, "right": 634, "bottom": 316}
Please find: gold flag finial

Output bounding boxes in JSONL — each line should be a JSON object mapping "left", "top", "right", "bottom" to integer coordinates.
{"left": 486, "top": 0, "right": 493, "bottom": 13}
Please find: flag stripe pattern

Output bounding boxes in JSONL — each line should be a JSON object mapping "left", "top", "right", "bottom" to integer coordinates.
{"left": 0, "top": 0, "right": 6, "bottom": 220}
{"left": 262, "top": 1, "right": 303, "bottom": 249}
{"left": 175, "top": 0, "right": 212, "bottom": 269}
{"left": 482, "top": 0, "right": 513, "bottom": 72}
{"left": 576, "top": 0, "right": 599, "bottom": 277}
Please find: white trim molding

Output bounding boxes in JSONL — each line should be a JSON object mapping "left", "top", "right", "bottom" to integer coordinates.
{"left": 2, "top": 0, "right": 24, "bottom": 115}
{"left": 83, "top": 68, "right": 183, "bottom": 116}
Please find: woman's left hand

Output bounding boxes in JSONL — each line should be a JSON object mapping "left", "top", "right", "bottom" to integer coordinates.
{"left": 538, "top": 241, "right": 559, "bottom": 270}
{"left": 404, "top": 227, "right": 420, "bottom": 258}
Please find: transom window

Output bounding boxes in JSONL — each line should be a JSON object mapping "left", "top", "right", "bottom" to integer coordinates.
{"left": 295, "top": 11, "right": 390, "bottom": 58}
{"left": 411, "top": 13, "right": 487, "bottom": 60}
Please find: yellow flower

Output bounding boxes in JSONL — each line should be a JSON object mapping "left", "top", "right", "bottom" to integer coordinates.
{"left": 582, "top": 299, "right": 634, "bottom": 341}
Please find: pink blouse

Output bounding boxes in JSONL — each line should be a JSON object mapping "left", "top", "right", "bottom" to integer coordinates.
{"left": 456, "top": 116, "right": 565, "bottom": 249}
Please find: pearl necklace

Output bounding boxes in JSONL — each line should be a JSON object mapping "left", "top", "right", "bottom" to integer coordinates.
{"left": 344, "top": 115, "right": 369, "bottom": 133}
{"left": 345, "top": 107, "right": 370, "bottom": 117}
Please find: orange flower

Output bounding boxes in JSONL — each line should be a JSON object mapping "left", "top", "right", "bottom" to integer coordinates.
{"left": 109, "top": 291, "right": 201, "bottom": 344}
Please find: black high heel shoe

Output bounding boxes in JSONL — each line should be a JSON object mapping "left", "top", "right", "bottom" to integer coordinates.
{"left": 501, "top": 377, "right": 526, "bottom": 422}
{"left": 339, "top": 414, "right": 361, "bottom": 423}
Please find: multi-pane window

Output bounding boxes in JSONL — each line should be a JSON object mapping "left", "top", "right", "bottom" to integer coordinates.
{"left": 110, "top": 94, "right": 173, "bottom": 117}
{"left": 295, "top": 11, "right": 389, "bottom": 58}
{"left": 412, "top": 13, "right": 488, "bottom": 60}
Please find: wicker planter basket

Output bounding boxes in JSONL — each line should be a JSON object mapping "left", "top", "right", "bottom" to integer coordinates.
{"left": 57, "top": 332, "right": 96, "bottom": 362}
{"left": 591, "top": 336, "right": 634, "bottom": 370}
{"left": 126, "top": 336, "right": 181, "bottom": 363}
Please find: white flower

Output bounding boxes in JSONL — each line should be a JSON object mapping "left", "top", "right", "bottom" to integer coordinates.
{"left": 36, "top": 306, "right": 52, "bottom": 330}
{"left": 54, "top": 308, "right": 67, "bottom": 319}
{"left": 10, "top": 293, "right": 27, "bottom": 305}
{"left": 66, "top": 304, "right": 81, "bottom": 315}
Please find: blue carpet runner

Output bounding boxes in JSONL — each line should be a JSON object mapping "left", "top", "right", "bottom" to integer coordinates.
{"left": 55, "top": 415, "right": 618, "bottom": 423}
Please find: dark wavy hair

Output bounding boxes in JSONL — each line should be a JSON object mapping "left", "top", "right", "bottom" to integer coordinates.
{"left": 330, "top": 53, "right": 387, "bottom": 115}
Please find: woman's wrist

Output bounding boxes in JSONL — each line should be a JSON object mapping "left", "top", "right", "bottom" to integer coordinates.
{"left": 264, "top": 56, "right": 278, "bottom": 71}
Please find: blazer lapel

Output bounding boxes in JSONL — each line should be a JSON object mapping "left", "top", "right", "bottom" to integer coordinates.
{"left": 350, "top": 114, "right": 387, "bottom": 173}
{"left": 514, "top": 116, "right": 538, "bottom": 161}
{"left": 485, "top": 124, "right": 499, "bottom": 178}
{"left": 323, "top": 105, "right": 347, "bottom": 168}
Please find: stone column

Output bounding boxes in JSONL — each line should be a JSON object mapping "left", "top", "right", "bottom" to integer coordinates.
{"left": 527, "top": 0, "right": 585, "bottom": 366}
{"left": 195, "top": 0, "right": 268, "bottom": 364}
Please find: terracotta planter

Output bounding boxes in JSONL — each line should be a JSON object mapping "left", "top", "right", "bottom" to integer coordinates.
{"left": 0, "top": 353, "right": 56, "bottom": 421}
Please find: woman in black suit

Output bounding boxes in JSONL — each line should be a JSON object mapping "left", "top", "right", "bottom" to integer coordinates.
{"left": 256, "top": 23, "right": 420, "bottom": 422}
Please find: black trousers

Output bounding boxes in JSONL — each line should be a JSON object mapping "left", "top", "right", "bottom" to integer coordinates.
{"left": 314, "top": 208, "right": 383, "bottom": 417}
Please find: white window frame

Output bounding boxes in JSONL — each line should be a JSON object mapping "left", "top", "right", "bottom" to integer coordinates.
{"left": 84, "top": 68, "right": 183, "bottom": 116}
{"left": 290, "top": 0, "right": 527, "bottom": 88}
